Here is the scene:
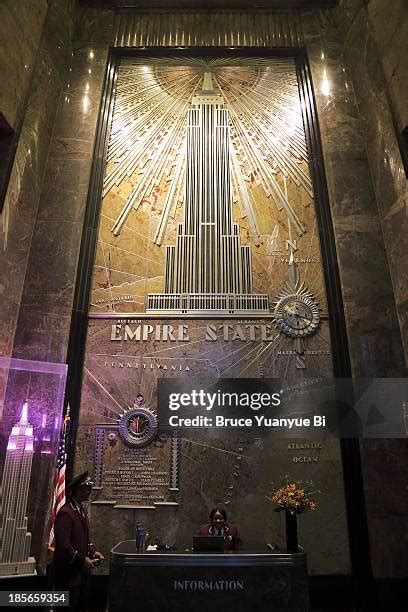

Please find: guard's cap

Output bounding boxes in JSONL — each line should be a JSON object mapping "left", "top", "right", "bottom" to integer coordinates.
{"left": 67, "top": 471, "right": 92, "bottom": 490}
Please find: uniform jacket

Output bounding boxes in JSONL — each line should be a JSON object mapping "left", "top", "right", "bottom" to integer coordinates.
{"left": 198, "top": 522, "right": 242, "bottom": 550}
{"left": 52, "top": 500, "right": 90, "bottom": 588}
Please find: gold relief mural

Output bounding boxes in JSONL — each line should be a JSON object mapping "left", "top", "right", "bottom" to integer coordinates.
{"left": 88, "top": 56, "right": 332, "bottom": 376}
{"left": 91, "top": 57, "right": 324, "bottom": 321}
{"left": 74, "top": 57, "right": 350, "bottom": 573}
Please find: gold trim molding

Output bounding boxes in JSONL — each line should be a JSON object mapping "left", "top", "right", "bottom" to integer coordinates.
{"left": 113, "top": 12, "right": 304, "bottom": 47}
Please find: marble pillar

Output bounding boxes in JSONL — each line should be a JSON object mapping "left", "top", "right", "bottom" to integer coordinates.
{"left": 366, "top": 0, "right": 408, "bottom": 133}
{"left": 11, "top": 9, "right": 114, "bottom": 364}
{"left": 0, "top": 0, "right": 75, "bottom": 411}
{"left": 303, "top": 4, "right": 408, "bottom": 579}
{"left": 303, "top": 8, "right": 406, "bottom": 378}
{"left": 335, "top": 0, "right": 408, "bottom": 579}
{"left": 0, "top": 0, "right": 48, "bottom": 130}
{"left": 337, "top": 0, "right": 408, "bottom": 368}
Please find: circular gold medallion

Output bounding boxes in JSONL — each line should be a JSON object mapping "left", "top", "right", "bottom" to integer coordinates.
{"left": 274, "top": 295, "right": 320, "bottom": 338}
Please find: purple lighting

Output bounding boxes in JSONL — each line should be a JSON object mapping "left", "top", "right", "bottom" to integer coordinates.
{"left": 20, "top": 401, "right": 29, "bottom": 424}
{"left": 0, "top": 400, "right": 35, "bottom": 575}
{"left": 0, "top": 356, "right": 68, "bottom": 577}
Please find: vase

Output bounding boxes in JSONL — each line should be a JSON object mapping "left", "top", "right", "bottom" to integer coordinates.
{"left": 285, "top": 510, "right": 298, "bottom": 553}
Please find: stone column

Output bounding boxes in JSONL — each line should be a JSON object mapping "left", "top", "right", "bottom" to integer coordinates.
{"left": 0, "top": 0, "right": 75, "bottom": 413}
{"left": 303, "top": 3, "right": 408, "bottom": 581}
{"left": 335, "top": 0, "right": 408, "bottom": 580}
{"left": 337, "top": 0, "right": 408, "bottom": 367}
{"left": 303, "top": 8, "right": 405, "bottom": 379}
{"left": 11, "top": 7, "right": 114, "bottom": 364}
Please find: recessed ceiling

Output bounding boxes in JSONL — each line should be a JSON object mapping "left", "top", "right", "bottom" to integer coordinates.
{"left": 78, "top": 0, "right": 339, "bottom": 9}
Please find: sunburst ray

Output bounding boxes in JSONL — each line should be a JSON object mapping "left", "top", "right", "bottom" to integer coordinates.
{"left": 103, "top": 57, "right": 312, "bottom": 242}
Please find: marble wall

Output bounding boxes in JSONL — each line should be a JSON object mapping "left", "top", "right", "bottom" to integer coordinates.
{"left": 0, "top": 1, "right": 104, "bottom": 570}
{"left": 336, "top": 0, "right": 408, "bottom": 369}
{"left": 302, "top": 8, "right": 405, "bottom": 378}
{"left": 336, "top": 0, "right": 408, "bottom": 580}
{"left": 0, "top": 0, "right": 75, "bottom": 414}
{"left": 303, "top": 1, "right": 408, "bottom": 578}
{"left": 11, "top": 9, "right": 113, "bottom": 365}
{"left": 8, "top": 6, "right": 115, "bottom": 369}
{"left": 0, "top": 0, "right": 48, "bottom": 130}
{"left": 367, "top": 0, "right": 408, "bottom": 133}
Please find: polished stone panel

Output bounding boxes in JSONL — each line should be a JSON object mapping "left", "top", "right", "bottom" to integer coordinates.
{"left": 0, "top": 0, "right": 48, "bottom": 129}
{"left": 303, "top": 24, "right": 405, "bottom": 376}
{"left": 0, "top": 1, "right": 76, "bottom": 408}
{"left": 74, "top": 6, "right": 115, "bottom": 43}
{"left": 367, "top": 0, "right": 408, "bottom": 131}
{"left": 360, "top": 439, "right": 408, "bottom": 578}
{"left": 12, "top": 41, "right": 109, "bottom": 362}
{"left": 12, "top": 305, "right": 73, "bottom": 363}
{"left": 305, "top": 3, "right": 408, "bottom": 580}
{"left": 336, "top": 0, "right": 408, "bottom": 368}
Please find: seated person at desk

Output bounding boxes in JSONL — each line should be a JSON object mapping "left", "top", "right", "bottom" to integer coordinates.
{"left": 198, "top": 507, "right": 242, "bottom": 551}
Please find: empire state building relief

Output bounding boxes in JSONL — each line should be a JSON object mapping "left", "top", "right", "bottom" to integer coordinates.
{"left": 91, "top": 57, "right": 326, "bottom": 324}
{"left": 148, "top": 72, "right": 269, "bottom": 314}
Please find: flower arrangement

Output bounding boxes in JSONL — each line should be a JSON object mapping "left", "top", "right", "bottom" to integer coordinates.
{"left": 268, "top": 479, "right": 319, "bottom": 515}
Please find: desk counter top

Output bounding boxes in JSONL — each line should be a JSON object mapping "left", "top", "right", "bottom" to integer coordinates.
{"left": 111, "top": 540, "right": 307, "bottom": 567}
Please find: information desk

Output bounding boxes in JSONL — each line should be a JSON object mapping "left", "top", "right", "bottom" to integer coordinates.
{"left": 109, "top": 540, "right": 310, "bottom": 612}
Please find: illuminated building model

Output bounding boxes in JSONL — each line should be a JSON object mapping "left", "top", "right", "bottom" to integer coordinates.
{"left": 0, "top": 401, "right": 36, "bottom": 577}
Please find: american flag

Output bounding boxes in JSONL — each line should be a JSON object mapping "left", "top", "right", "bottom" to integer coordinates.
{"left": 48, "top": 407, "right": 70, "bottom": 549}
